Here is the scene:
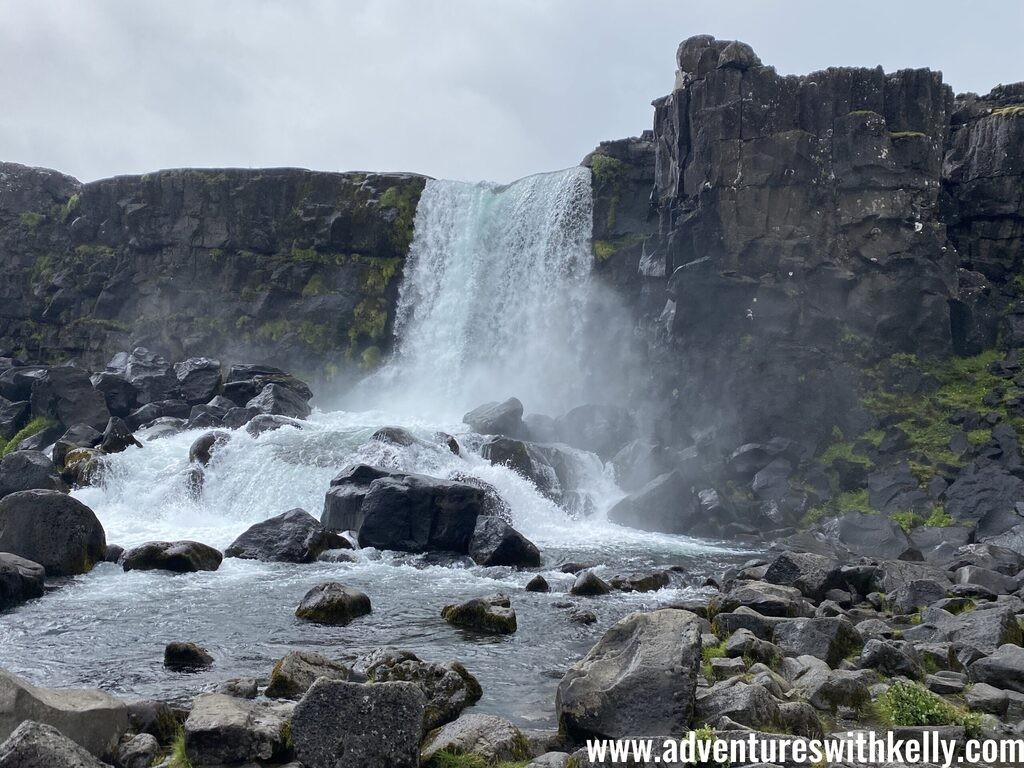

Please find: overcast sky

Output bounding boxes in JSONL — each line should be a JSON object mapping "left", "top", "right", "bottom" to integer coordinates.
{"left": 1, "top": 1, "right": 1021, "bottom": 184}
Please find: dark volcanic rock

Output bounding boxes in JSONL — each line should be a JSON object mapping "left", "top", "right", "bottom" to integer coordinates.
{"left": 265, "top": 650, "right": 351, "bottom": 700}
{"left": 98, "top": 417, "right": 140, "bottom": 454}
{"left": 441, "top": 594, "right": 517, "bottom": 634}
{"left": 0, "top": 720, "right": 110, "bottom": 768}
{"left": 0, "top": 490, "right": 106, "bottom": 576}
{"left": 321, "top": 464, "right": 400, "bottom": 532}
{"left": 556, "top": 609, "right": 701, "bottom": 741}
{"left": 121, "top": 541, "right": 222, "bottom": 573}
{"left": 0, "top": 398, "right": 30, "bottom": 440}
{"left": 173, "top": 357, "right": 223, "bottom": 405}
{"left": 0, "top": 552, "right": 46, "bottom": 610}
{"left": 89, "top": 372, "right": 139, "bottom": 418}
{"left": 607, "top": 470, "right": 698, "bottom": 534}
{"left": 554, "top": 404, "right": 635, "bottom": 459}
{"left": 225, "top": 508, "right": 348, "bottom": 563}
{"left": 356, "top": 473, "right": 486, "bottom": 553}
{"left": 164, "top": 642, "right": 214, "bottom": 670}
{"left": 188, "top": 430, "right": 230, "bottom": 467}
{"left": 246, "top": 383, "right": 311, "bottom": 420}
{"left": 295, "top": 582, "right": 371, "bottom": 625}
{"left": 463, "top": 397, "right": 524, "bottom": 436}
{"left": 822, "top": 513, "right": 918, "bottom": 560}
{"left": 123, "top": 348, "right": 178, "bottom": 404}
{"left": 291, "top": 680, "right": 425, "bottom": 768}
{"left": 945, "top": 466, "right": 1024, "bottom": 527}
{"left": 468, "top": 515, "right": 541, "bottom": 567}
{"left": 0, "top": 450, "right": 67, "bottom": 498}
{"left": 29, "top": 366, "right": 110, "bottom": 431}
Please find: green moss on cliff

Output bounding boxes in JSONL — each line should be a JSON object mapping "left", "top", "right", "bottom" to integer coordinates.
{"left": 19, "top": 212, "right": 44, "bottom": 230}
{"left": 60, "top": 193, "right": 80, "bottom": 223}
{"left": 889, "top": 131, "right": 928, "bottom": 139}
{"left": 991, "top": 104, "right": 1024, "bottom": 118}
{"left": 590, "top": 154, "right": 629, "bottom": 231}
{"left": 1, "top": 417, "right": 56, "bottom": 457}
{"left": 593, "top": 233, "right": 644, "bottom": 263}
{"left": 379, "top": 184, "right": 419, "bottom": 252}
{"left": 301, "top": 273, "right": 328, "bottom": 296}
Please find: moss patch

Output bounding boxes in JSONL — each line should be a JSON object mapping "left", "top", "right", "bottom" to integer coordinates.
{"left": 875, "top": 681, "right": 980, "bottom": 737}
{"left": 991, "top": 104, "right": 1024, "bottom": 118}
{"left": 18, "top": 211, "right": 44, "bottom": 230}
{"left": 1, "top": 417, "right": 56, "bottom": 457}
{"left": 590, "top": 154, "right": 629, "bottom": 230}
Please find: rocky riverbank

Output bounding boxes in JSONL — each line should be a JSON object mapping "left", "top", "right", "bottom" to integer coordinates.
{"left": 2, "top": 351, "right": 1024, "bottom": 767}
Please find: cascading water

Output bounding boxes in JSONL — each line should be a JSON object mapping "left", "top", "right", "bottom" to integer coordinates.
{"left": 0, "top": 166, "right": 745, "bottom": 726}
{"left": 361, "top": 168, "right": 594, "bottom": 416}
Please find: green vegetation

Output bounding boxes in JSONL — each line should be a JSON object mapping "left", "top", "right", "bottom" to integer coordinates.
{"left": 590, "top": 154, "right": 629, "bottom": 230}
{"left": 889, "top": 131, "right": 928, "bottom": 139}
{"left": 875, "top": 681, "right": 980, "bottom": 737}
{"left": 72, "top": 317, "right": 130, "bottom": 332}
{"left": 889, "top": 505, "right": 954, "bottom": 532}
{"left": 360, "top": 257, "right": 401, "bottom": 294}
{"left": 74, "top": 244, "right": 115, "bottom": 258}
{"left": 19, "top": 211, "right": 44, "bottom": 229}
{"left": 168, "top": 727, "right": 192, "bottom": 768}
{"left": 701, "top": 639, "right": 728, "bottom": 681}
{"left": 1, "top": 417, "right": 56, "bottom": 457}
{"left": 60, "top": 193, "right": 80, "bottom": 222}
{"left": 423, "top": 752, "right": 529, "bottom": 768}
{"left": 593, "top": 233, "right": 644, "bottom": 263}
{"left": 255, "top": 319, "right": 337, "bottom": 352}
{"left": 992, "top": 104, "right": 1024, "bottom": 118}
{"left": 379, "top": 183, "right": 421, "bottom": 252}
{"left": 301, "top": 273, "right": 328, "bottom": 297}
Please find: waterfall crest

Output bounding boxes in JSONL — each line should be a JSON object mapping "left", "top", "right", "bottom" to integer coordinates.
{"left": 368, "top": 167, "right": 594, "bottom": 416}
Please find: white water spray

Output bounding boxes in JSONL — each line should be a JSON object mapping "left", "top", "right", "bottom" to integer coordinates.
{"left": 361, "top": 168, "right": 594, "bottom": 417}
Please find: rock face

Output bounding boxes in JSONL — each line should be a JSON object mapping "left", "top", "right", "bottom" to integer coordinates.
{"left": 0, "top": 721, "right": 111, "bottom": 768}
{"left": 183, "top": 693, "right": 290, "bottom": 766}
{"left": 420, "top": 713, "right": 531, "bottom": 765}
{"left": 291, "top": 680, "right": 426, "bottom": 768}
{"left": 224, "top": 508, "right": 347, "bottom": 563}
{"left": 0, "top": 164, "right": 425, "bottom": 383}
{"left": 0, "top": 668, "right": 129, "bottom": 758}
{"left": 556, "top": 608, "right": 702, "bottom": 741}
{"left": 0, "top": 490, "right": 106, "bottom": 576}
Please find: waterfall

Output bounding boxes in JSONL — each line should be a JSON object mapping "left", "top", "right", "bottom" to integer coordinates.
{"left": 366, "top": 167, "right": 594, "bottom": 417}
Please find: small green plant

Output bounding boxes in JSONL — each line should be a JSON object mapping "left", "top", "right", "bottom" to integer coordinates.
{"left": 992, "top": 104, "right": 1024, "bottom": 118}
{"left": 168, "top": 727, "right": 192, "bottom": 768}
{"left": 423, "top": 750, "right": 529, "bottom": 768}
{"left": 876, "top": 681, "right": 980, "bottom": 737}
{"left": 889, "top": 130, "right": 927, "bottom": 139}
{"left": 19, "top": 211, "right": 44, "bottom": 229}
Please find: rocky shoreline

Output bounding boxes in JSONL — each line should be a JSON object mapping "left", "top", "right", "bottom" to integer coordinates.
{"left": 2, "top": 351, "right": 1024, "bottom": 767}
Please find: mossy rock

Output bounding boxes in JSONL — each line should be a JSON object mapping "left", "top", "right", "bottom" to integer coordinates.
{"left": 441, "top": 595, "right": 517, "bottom": 635}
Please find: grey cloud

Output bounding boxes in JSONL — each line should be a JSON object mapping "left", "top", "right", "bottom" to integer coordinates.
{"left": 1, "top": 0, "right": 1020, "bottom": 183}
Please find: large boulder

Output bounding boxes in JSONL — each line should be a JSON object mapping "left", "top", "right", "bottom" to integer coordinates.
{"left": 694, "top": 680, "right": 784, "bottom": 731}
{"left": 120, "top": 541, "right": 222, "bottom": 573}
{"left": 225, "top": 508, "right": 348, "bottom": 563}
{"left": 29, "top": 367, "right": 110, "bottom": 431}
{"left": 480, "top": 437, "right": 559, "bottom": 498}
{"left": 468, "top": 516, "right": 540, "bottom": 567}
{"left": 265, "top": 650, "right": 351, "bottom": 700}
{"left": 0, "top": 553, "right": 45, "bottom": 610}
{"left": 607, "top": 470, "right": 699, "bottom": 534}
{"left": 0, "top": 490, "right": 105, "bottom": 576}
{"left": 822, "top": 513, "right": 918, "bottom": 560}
{"left": 463, "top": 398, "right": 524, "bottom": 436}
{"left": 52, "top": 425, "right": 102, "bottom": 471}
{"left": 0, "top": 721, "right": 110, "bottom": 768}
{"left": 903, "top": 603, "right": 1022, "bottom": 654}
{"left": 291, "top": 680, "right": 426, "bottom": 768}
{"left": 223, "top": 364, "right": 312, "bottom": 407}
{"left": 123, "top": 348, "right": 178, "bottom": 405}
{"left": 763, "top": 551, "right": 839, "bottom": 602}
{"left": 295, "top": 582, "right": 371, "bottom": 625}
{"left": 321, "top": 464, "right": 401, "bottom": 532}
{"left": 183, "top": 694, "right": 290, "bottom": 766}
{"left": 610, "top": 440, "right": 697, "bottom": 492}
{"left": 554, "top": 404, "right": 635, "bottom": 459}
{"left": 89, "top": 372, "right": 139, "bottom": 418}
{"left": 97, "top": 418, "right": 140, "bottom": 455}
{"left": 164, "top": 642, "right": 213, "bottom": 671}
{"left": 173, "top": 358, "right": 223, "bottom": 405}
{"left": 0, "top": 398, "right": 30, "bottom": 442}
{"left": 945, "top": 466, "right": 1024, "bottom": 526}
{"left": 968, "top": 643, "right": 1024, "bottom": 693}
{"left": 0, "top": 669, "right": 128, "bottom": 758}
{"left": 556, "top": 609, "right": 702, "bottom": 741}
{"left": 246, "top": 383, "right": 311, "bottom": 420}
{"left": 357, "top": 473, "right": 486, "bottom": 553}
{"left": 772, "top": 617, "right": 862, "bottom": 667}
{"left": 0, "top": 451, "right": 67, "bottom": 499}
{"left": 420, "top": 713, "right": 531, "bottom": 765}
{"left": 365, "top": 648, "right": 482, "bottom": 731}
{"left": 188, "top": 431, "right": 230, "bottom": 467}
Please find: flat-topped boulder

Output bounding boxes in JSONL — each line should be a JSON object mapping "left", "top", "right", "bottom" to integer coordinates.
{"left": 0, "top": 668, "right": 128, "bottom": 758}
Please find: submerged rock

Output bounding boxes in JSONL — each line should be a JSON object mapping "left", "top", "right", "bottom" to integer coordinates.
{"left": 0, "top": 490, "right": 106, "bottom": 576}
{"left": 570, "top": 571, "right": 612, "bottom": 597}
{"left": 224, "top": 508, "right": 348, "bottom": 563}
{"left": 188, "top": 430, "right": 230, "bottom": 467}
{"left": 295, "top": 582, "right": 371, "bottom": 625}
{"left": 441, "top": 594, "right": 517, "bottom": 634}
{"left": 121, "top": 541, "right": 222, "bottom": 573}
{"left": 163, "top": 642, "right": 214, "bottom": 671}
